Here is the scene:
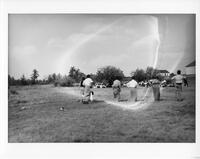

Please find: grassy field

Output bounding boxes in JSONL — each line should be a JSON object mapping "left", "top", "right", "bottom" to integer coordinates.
{"left": 8, "top": 82, "right": 195, "bottom": 142}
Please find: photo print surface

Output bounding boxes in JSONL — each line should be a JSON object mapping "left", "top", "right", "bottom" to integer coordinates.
{"left": 8, "top": 14, "right": 195, "bottom": 142}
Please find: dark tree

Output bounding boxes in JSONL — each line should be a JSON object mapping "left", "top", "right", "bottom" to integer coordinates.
{"left": 131, "top": 68, "right": 146, "bottom": 82}
{"left": 52, "top": 73, "right": 57, "bottom": 82}
{"left": 8, "top": 75, "right": 15, "bottom": 86}
{"left": 31, "top": 69, "right": 39, "bottom": 84}
{"left": 89, "top": 73, "right": 97, "bottom": 83}
{"left": 68, "top": 66, "right": 85, "bottom": 82}
{"left": 56, "top": 73, "right": 62, "bottom": 80}
{"left": 20, "top": 74, "right": 27, "bottom": 85}
{"left": 47, "top": 74, "right": 53, "bottom": 83}
{"left": 145, "top": 67, "right": 159, "bottom": 80}
{"left": 96, "top": 66, "right": 124, "bottom": 86}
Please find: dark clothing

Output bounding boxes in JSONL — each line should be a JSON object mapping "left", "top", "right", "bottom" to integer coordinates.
{"left": 176, "top": 83, "right": 182, "bottom": 91}
{"left": 183, "top": 78, "right": 188, "bottom": 87}
{"left": 80, "top": 80, "right": 84, "bottom": 87}
{"left": 152, "top": 84, "right": 160, "bottom": 101}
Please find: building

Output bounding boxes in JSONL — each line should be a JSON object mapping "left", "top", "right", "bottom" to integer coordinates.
{"left": 185, "top": 61, "right": 195, "bottom": 76}
{"left": 158, "top": 70, "right": 170, "bottom": 77}
{"left": 122, "top": 76, "right": 132, "bottom": 84}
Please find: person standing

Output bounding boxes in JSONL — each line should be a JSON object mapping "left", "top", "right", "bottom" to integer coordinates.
{"left": 112, "top": 77, "right": 121, "bottom": 102}
{"left": 82, "top": 74, "right": 94, "bottom": 103}
{"left": 183, "top": 76, "right": 188, "bottom": 87}
{"left": 126, "top": 76, "right": 138, "bottom": 102}
{"left": 79, "top": 76, "right": 85, "bottom": 101}
{"left": 151, "top": 77, "right": 161, "bottom": 101}
{"left": 172, "top": 70, "right": 184, "bottom": 101}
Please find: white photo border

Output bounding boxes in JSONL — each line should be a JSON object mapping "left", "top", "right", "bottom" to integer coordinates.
{"left": 0, "top": 0, "right": 200, "bottom": 159}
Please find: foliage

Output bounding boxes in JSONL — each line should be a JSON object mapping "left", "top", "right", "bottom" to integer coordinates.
{"left": 48, "top": 73, "right": 62, "bottom": 84}
{"left": 131, "top": 67, "right": 167, "bottom": 82}
{"left": 145, "top": 67, "right": 159, "bottom": 80}
{"left": 8, "top": 65, "right": 171, "bottom": 87}
{"left": 55, "top": 76, "right": 75, "bottom": 87}
{"left": 8, "top": 75, "right": 17, "bottom": 86}
{"left": 47, "top": 74, "right": 54, "bottom": 83}
{"left": 88, "top": 73, "right": 97, "bottom": 83}
{"left": 96, "top": 66, "right": 124, "bottom": 86}
{"left": 8, "top": 74, "right": 47, "bottom": 86}
{"left": 20, "top": 74, "right": 28, "bottom": 85}
{"left": 131, "top": 68, "right": 146, "bottom": 82}
{"left": 68, "top": 66, "right": 85, "bottom": 83}
{"left": 31, "top": 69, "right": 39, "bottom": 84}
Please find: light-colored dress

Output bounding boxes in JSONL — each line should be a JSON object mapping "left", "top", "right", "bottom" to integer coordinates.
{"left": 83, "top": 78, "right": 93, "bottom": 102}
{"left": 126, "top": 79, "right": 138, "bottom": 101}
{"left": 112, "top": 80, "right": 121, "bottom": 99}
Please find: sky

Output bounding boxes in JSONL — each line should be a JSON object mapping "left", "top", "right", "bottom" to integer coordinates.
{"left": 9, "top": 14, "right": 195, "bottom": 79}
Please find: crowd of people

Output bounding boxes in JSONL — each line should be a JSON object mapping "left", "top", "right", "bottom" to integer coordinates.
{"left": 79, "top": 70, "right": 188, "bottom": 104}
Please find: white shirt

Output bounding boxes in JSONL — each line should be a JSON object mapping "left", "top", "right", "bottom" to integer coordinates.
{"left": 112, "top": 80, "right": 121, "bottom": 87}
{"left": 126, "top": 79, "right": 138, "bottom": 88}
{"left": 172, "top": 75, "right": 183, "bottom": 84}
{"left": 152, "top": 79, "right": 160, "bottom": 84}
{"left": 83, "top": 78, "right": 93, "bottom": 86}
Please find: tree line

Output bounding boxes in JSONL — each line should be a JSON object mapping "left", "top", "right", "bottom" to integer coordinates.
{"left": 8, "top": 66, "right": 174, "bottom": 87}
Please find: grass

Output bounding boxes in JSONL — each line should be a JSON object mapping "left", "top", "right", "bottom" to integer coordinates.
{"left": 8, "top": 83, "right": 195, "bottom": 142}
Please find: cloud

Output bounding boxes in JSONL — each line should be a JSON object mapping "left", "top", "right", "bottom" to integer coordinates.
{"left": 9, "top": 14, "right": 195, "bottom": 78}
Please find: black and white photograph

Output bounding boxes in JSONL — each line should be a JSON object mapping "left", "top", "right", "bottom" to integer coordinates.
{"left": 8, "top": 14, "right": 196, "bottom": 143}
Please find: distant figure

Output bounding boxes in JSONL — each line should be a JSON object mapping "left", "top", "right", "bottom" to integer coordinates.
{"left": 146, "top": 81, "right": 151, "bottom": 88}
{"left": 126, "top": 76, "right": 138, "bottom": 102}
{"left": 112, "top": 78, "right": 121, "bottom": 102}
{"left": 82, "top": 75, "right": 94, "bottom": 103}
{"left": 172, "top": 70, "right": 184, "bottom": 101}
{"left": 151, "top": 77, "right": 160, "bottom": 101}
{"left": 79, "top": 76, "right": 85, "bottom": 100}
{"left": 183, "top": 76, "right": 188, "bottom": 87}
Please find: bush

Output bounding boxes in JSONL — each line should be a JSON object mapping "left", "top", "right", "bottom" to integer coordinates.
{"left": 54, "top": 77, "right": 75, "bottom": 87}
{"left": 54, "top": 81, "right": 59, "bottom": 87}
{"left": 96, "top": 66, "right": 124, "bottom": 87}
{"left": 131, "top": 68, "right": 146, "bottom": 82}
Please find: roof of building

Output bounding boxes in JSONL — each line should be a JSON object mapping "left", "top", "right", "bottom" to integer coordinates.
{"left": 185, "top": 61, "right": 195, "bottom": 67}
{"left": 158, "top": 70, "right": 169, "bottom": 73}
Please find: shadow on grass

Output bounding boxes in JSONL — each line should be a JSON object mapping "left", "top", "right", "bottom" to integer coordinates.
{"left": 119, "top": 99, "right": 129, "bottom": 102}
{"left": 91, "top": 100, "right": 105, "bottom": 104}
